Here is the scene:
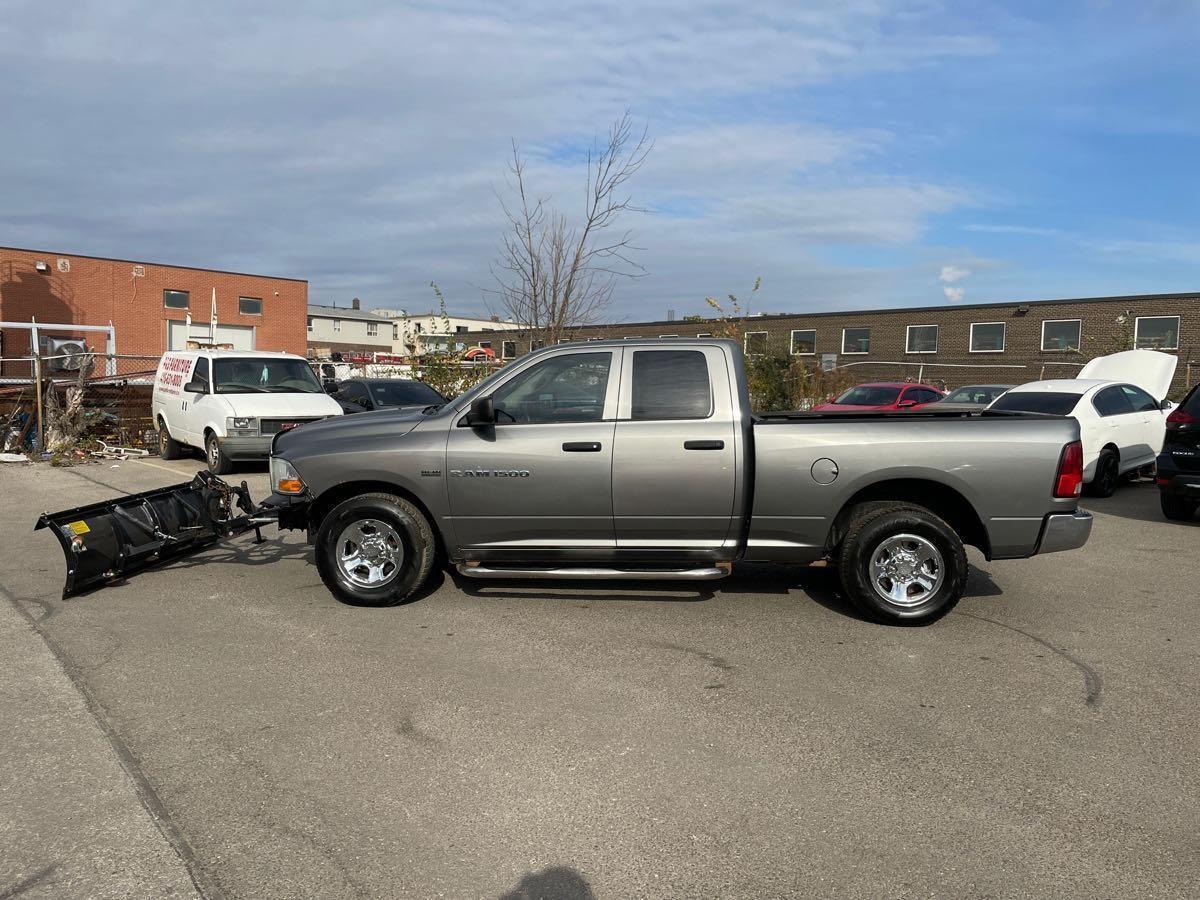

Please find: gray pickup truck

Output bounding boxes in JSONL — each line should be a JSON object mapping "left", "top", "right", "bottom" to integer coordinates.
{"left": 259, "top": 339, "right": 1092, "bottom": 624}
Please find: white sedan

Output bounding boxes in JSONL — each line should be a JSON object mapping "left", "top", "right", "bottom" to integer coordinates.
{"left": 988, "top": 350, "right": 1178, "bottom": 497}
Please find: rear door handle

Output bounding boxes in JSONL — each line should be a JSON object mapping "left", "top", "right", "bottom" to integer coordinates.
{"left": 684, "top": 440, "right": 725, "bottom": 450}
{"left": 562, "top": 442, "right": 602, "bottom": 452}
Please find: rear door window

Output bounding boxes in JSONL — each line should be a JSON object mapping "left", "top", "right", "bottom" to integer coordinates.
{"left": 1093, "top": 386, "right": 1135, "bottom": 417}
{"left": 1120, "top": 384, "right": 1159, "bottom": 412}
{"left": 631, "top": 350, "right": 712, "bottom": 420}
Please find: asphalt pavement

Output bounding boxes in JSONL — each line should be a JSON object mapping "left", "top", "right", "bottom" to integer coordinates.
{"left": 0, "top": 456, "right": 1197, "bottom": 899}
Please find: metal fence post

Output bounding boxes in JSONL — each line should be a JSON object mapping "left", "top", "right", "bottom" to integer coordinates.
{"left": 33, "top": 352, "right": 45, "bottom": 452}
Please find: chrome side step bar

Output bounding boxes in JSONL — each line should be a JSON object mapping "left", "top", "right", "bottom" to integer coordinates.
{"left": 456, "top": 562, "right": 731, "bottom": 581}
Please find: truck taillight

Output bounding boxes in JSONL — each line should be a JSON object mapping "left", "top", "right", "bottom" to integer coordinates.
{"left": 1054, "top": 440, "right": 1084, "bottom": 498}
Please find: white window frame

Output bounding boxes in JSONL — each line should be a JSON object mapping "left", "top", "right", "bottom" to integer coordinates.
{"left": 1134, "top": 315, "right": 1180, "bottom": 350}
{"left": 478, "top": 340, "right": 492, "bottom": 350}
{"left": 238, "top": 296, "right": 262, "bottom": 316}
{"left": 333, "top": 319, "right": 342, "bottom": 333}
{"left": 696, "top": 332, "right": 712, "bottom": 338}
{"left": 969, "top": 321, "right": 1006, "bottom": 353}
{"left": 659, "top": 334, "right": 679, "bottom": 338}
{"left": 841, "top": 327, "right": 870, "bottom": 355}
{"left": 790, "top": 329, "right": 817, "bottom": 356}
{"left": 306, "top": 317, "right": 313, "bottom": 333}
{"left": 622, "top": 335, "right": 641, "bottom": 340}
{"left": 1040, "top": 318, "right": 1081, "bottom": 352}
{"left": 501, "top": 340, "right": 516, "bottom": 360}
{"left": 905, "top": 324, "right": 938, "bottom": 354}
{"left": 743, "top": 331, "right": 769, "bottom": 355}
{"left": 366, "top": 322, "right": 378, "bottom": 337}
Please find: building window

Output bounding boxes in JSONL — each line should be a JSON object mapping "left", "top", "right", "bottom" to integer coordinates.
{"left": 659, "top": 334, "right": 679, "bottom": 339}
{"left": 393, "top": 324, "right": 399, "bottom": 341}
{"left": 744, "top": 331, "right": 768, "bottom": 355}
{"left": 455, "top": 325, "right": 468, "bottom": 333}
{"left": 531, "top": 340, "right": 546, "bottom": 350}
{"left": 696, "top": 332, "right": 712, "bottom": 338}
{"left": 842, "top": 327, "right": 870, "bottom": 354}
{"left": 906, "top": 324, "right": 938, "bottom": 354}
{"left": 790, "top": 329, "right": 816, "bottom": 355}
{"left": 307, "top": 316, "right": 313, "bottom": 333}
{"left": 622, "top": 336, "right": 641, "bottom": 340}
{"left": 1041, "top": 319, "right": 1081, "bottom": 352}
{"left": 970, "top": 322, "right": 1006, "bottom": 353}
{"left": 479, "top": 341, "right": 492, "bottom": 350}
{"left": 367, "top": 323, "right": 378, "bottom": 337}
{"left": 164, "top": 289, "right": 190, "bottom": 309}
{"left": 502, "top": 340, "right": 517, "bottom": 359}
{"left": 1135, "top": 316, "right": 1180, "bottom": 350}
{"left": 333, "top": 319, "right": 341, "bottom": 333}
{"left": 238, "top": 296, "right": 262, "bottom": 315}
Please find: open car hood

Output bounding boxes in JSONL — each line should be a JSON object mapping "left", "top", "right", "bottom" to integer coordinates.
{"left": 1078, "top": 349, "right": 1178, "bottom": 400}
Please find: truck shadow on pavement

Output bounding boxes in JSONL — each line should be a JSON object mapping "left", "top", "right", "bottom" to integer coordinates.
{"left": 499, "top": 865, "right": 595, "bottom": 900}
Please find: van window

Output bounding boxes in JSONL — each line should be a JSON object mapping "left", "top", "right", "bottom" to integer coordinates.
{"left": 193, "top": 357, "right": 210, "bottom": 390}
{"left": 213, "top": 358, "right": 323, "bottom": 394}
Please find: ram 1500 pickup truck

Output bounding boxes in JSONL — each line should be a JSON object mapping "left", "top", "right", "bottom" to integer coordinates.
{"left": 263, "top": 339, "right": 1092, "bottom": 623}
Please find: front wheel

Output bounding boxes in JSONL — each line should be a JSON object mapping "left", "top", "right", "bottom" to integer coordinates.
{"left": 1160, "top": 493, "right": 1198, "bottom": 521}
{"left": 205, "top": 432, "right": 235, "bottom": 475}
{"left": 837, "top": 504, "right": 969, "bottom": 625}
{"left": 315, "top": 493, "right": 436, "bottom": 606}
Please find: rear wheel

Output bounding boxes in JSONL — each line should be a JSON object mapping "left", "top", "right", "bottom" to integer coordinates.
{"left": 1085, "top": 448, "right": 1119, "bottom": 498}
{"left": 1160, "top": 494, "right": 1198, "bottom": 521}
{"left": 157, "top": 421, "right": 182, "bottom": 460}
{"left": 837, "top": 503, "right": 968, "bottom": 625}
{"left": 205, "top": 432, "right": 234, "bottom": 475}
{"left": 315, "top": 493, "right": 436, "bottom": 606}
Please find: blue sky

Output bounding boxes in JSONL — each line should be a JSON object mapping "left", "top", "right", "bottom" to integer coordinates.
{"left": 1, "top": 0, "right": 1197, "bottom": 320}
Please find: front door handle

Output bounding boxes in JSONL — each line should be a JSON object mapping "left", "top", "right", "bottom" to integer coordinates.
{"left": 563, "top": 441, "right": 602, "bottom": 452}
{"left": 684, "top": 440, "right": 725, "bottom": 450}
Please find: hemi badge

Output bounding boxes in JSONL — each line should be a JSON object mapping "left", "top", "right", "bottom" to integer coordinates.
{"left": 421, "top": 470, "right": 442, "bottom": 477}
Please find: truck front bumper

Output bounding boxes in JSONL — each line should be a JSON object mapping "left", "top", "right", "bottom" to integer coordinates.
{"left": 1035, "top": 509, "right": 1094, "bottom": 555}
{"left": 259, "top": 491, "right": 313, "bottom": 534}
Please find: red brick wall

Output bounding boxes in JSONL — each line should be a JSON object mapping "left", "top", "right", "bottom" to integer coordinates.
{"left": 0, "top": 247, "right": 306, "bottom": 371}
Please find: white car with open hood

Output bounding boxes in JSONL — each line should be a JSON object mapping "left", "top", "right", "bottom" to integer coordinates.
{"left": 988, "top": 349, "right": 1179, "bottom": 497}
{"left": 152, "top": 350, "right": 342, "bottom": 474}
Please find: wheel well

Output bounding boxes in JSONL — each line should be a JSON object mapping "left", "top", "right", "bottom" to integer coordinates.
{"left": 309, "top": 480, "right": 443, "bottom": 556}
{"left": 1102, "top": 442, "right": 1119, "bottom": 459}
{"left": 828, "top": 478, "right": 990, "bottom": 557}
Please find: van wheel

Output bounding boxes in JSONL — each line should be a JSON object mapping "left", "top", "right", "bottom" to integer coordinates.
{"left": 315, "top": 493, "right": 436, "bottom": 606}
{"left": 205, "top": 432, "right": 234, "bottom": 475}
{"left": 158, "top": 422, "right": 182, "bottom": 460}
{"left": 1085, "top": 449, "right": 1119, "bottom": 498}
{"left": 837, "top": 503, "right": 968, "bottom": 625}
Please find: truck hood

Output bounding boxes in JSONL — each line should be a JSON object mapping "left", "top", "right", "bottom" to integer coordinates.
{"left": 273, "top": 406, "right": 427, "bottom": 454}
{"left": 1078, "top": 349, "right": 1178, "bottom": 400}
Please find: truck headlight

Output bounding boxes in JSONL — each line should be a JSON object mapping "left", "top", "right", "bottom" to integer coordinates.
{"left": 226, "top": 416, "right": 259, "bottom": 435}
{"left": 270, "top": 456, "right": 305, "bottom": 495}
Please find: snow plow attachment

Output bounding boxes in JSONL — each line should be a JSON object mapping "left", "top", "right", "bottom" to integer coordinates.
{"left": 35, "top": 471, "right": 269, "bottom": 598}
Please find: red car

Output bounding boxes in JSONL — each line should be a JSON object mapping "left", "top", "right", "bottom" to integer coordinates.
{"left": 812, "top": 381, "right": 945, "bottom": 412}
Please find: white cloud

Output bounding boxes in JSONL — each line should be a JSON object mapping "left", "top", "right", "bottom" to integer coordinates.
{"left": 942, "top": 285, "right": 965, "bottom": 302}
{"left": 939, "top": 264, "right": 971, "bottom": 283}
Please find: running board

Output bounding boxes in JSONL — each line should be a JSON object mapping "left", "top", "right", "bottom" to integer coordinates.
{"left": 456, "top": 562, "right": 732, "bottom": 581}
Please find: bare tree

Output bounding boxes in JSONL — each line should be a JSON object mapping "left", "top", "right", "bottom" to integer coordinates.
{"left": 491, "top": 112, "right": 651, "bottom": 347}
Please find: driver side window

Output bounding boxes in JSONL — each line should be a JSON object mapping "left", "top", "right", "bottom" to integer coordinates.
{"left": 192, "top": 357, "right": 210, "bottom": 391}
{"left": 492, "top": 352, "right": 612, "bottom": 424}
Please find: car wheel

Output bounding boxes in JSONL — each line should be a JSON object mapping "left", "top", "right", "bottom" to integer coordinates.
{"left": 837, "top": 503, "right": 968, "bottom": 625}
{"left": 158, "top": 422, "right": 182, "bottom": 460}
{"left": 205, "top": 432, "right": 234, "bottom": 475}
{"left": 1085, "top": 449, "right": 1119, "bottom": 498}
{"left": 1160, "top": 494, "right": 1198, "bottom": 521}
{"left": 315, "top": 492, "right": 436, "bottom": 606}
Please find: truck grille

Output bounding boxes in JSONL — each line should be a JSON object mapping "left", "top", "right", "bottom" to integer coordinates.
{"left": 259, "top": 417, "right": 321, "bottom": 436}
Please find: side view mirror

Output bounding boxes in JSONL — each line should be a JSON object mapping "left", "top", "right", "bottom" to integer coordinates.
{"left": 183, "top": 380, "right": 206, "bottom": 394}
{"left": 897, "top": 399, "right": 917, "bottom": 408}
{"left": 467, "top": 395, "right": 496, "bottom": 426}
{"left": 1161, "top": 399, "right": 1174, "bottom": 410}
{"left": 324, "top": 382, "right": 338, "bottom": 394}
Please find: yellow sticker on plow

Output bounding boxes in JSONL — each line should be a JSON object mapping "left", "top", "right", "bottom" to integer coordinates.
{"left": 67, "top": 521, "right": 91, "bottom": 535}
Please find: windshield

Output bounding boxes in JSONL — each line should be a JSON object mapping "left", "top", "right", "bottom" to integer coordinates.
{"left": 944, "top": 386, "right": 1010, "bottom": 404}
{"left": 833, "top": 385, "right": 901, "bottom": 406}
{"left": 989, "top": 391, "right": 1080, "bottom": 415}
{"left": 213, "top": 358, "right": 323, "bottom": 394}
{"left": 367, "top": 381, "right": 445, "bottom": 407}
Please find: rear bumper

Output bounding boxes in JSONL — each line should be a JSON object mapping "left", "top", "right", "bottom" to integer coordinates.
{"left": 219, "top": 436, "right": 274, "bottom": 460}
{"left": 1155, "top": 455, "right": 1200, "bottom": 497}
{"left": 1035, "top": 509, "right": 1094, "bottom": 555}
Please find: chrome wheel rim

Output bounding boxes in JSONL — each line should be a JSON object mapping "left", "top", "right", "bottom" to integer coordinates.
{"left": 336, "top": 519, "right": 404, "bottom": 588}
{"left": 869, "top": 533, "right": 943, "bottom": 607}
{"left": 207, "top": 439, "right": 219, "bottom": 467}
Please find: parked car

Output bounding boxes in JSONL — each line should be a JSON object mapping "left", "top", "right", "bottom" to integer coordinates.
{"left": 261, "top": 339, "right": 1091, "bottom": 624}
{"left": 812, "top": 382, "right": 944, "bottom": 412}
{"left": 1157, "top": 381, "right": 1199, "bottom": 520}
{"left": 153, "top": 350, "right": 343, "bottom": 474}
{"left": 987, "top": 349, "right": 1178, "bottom": 497}
{"left": 332, "top": 378, "right": 446, "bottom": 415}
{"left": 932, "top": 384, "right": 1014, "bottom": 412}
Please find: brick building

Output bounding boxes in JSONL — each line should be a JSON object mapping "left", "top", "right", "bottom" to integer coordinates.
{"left": 0, "top": 245, "right": 307, "bottom": 375}
{"left": 459, "top": 292, "right": 1199, "bottom": 397}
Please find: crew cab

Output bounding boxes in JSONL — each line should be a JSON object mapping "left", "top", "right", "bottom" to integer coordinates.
{"left": 264, "top": 339, "right": 1092, "bottom": 624}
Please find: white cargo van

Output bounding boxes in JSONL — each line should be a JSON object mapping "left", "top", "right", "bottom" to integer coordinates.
{"left": 152, "top": 350, "right": 342, "bottom": 473}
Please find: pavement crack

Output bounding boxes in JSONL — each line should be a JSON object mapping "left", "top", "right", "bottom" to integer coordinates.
{"left": 652, "top": 641, "right": 736, "bottom": 673}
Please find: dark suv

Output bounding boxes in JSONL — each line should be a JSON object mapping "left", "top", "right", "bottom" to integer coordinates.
{"left": 1157, "top": 383, "right": 1200, "bottom": 521}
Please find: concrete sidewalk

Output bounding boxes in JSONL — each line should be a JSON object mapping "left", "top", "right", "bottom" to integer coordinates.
{"left": 0, "top": 581, "right": 204, "bottom": 899}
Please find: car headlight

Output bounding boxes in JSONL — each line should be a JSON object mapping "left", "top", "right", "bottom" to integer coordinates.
{"left": 226, "top": 416, "right": 258, "bottom": 435}
{"left": 270, "top": 456, "right": 305, "bottom": 495}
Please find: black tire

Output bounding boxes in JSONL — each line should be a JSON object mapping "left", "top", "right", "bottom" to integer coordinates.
{"left": 837, "top": 503, "right": 968, "bottom": 625}
{"left": 315, "top": 492, "right": 436, "bottom": 607}
{"left": 1160, "top": 493, "right": 1198, "bottom": 521}
{"left": 1085, "top": 448, "right": 1119, "bottom": 498}
{"left": 158, "top": 421, "right": 182, "bottom": 460}
{"left": 205, "top": 432, "right": 235, "bottom": 475}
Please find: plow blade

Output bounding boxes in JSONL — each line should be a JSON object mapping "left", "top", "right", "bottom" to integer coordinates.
{"left": 35, "top": 471, "right": 268, "bottom": 598}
